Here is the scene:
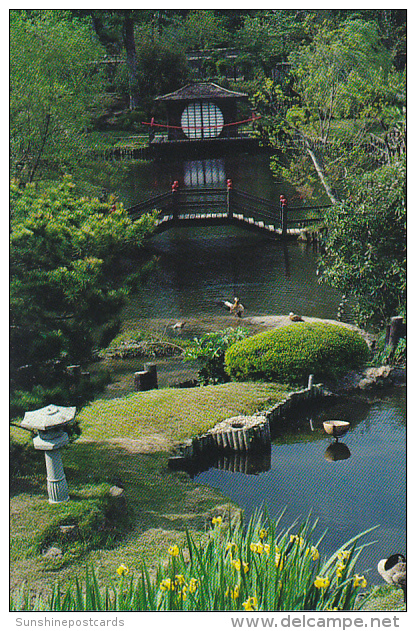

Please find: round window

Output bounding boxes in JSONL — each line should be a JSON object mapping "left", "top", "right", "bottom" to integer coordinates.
{"left": 181, "top": 101, "right": 224, "bottom": 139}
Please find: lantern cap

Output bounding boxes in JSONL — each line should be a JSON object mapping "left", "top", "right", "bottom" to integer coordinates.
{"left": 21, "top": 404, "right": 76, "bottom": 432}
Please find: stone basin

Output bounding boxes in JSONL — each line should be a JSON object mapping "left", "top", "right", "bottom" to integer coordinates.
{"left": 323, "top": 420, "right": 350, "bottom": 438}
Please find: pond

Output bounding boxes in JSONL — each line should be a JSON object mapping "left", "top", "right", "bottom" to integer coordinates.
{"left": 115, "top": 150, "right": 328, "bottom": 208}
{"left": 193, "top": 387, "right": 406, "bottom": 586}
{"left": 96, "top": 226, "right": 352, "bottom": 398}
{"left": 93, "top": 148, "right": 351, "bottom": 396}
{"left": 113, "top": 149, "right": 343, "bottom": 329}
{"left": 96, "top": 147, "right": 405, "bottom": 588}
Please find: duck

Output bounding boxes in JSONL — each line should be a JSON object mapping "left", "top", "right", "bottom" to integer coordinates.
{"left": 222, "top": 297, "right": 245, "bottom": 318}
{"left": 289, "top": 311, "right": 304, "bottom": 322}
{"left": 377, "top": 554, "right": 406, "bottom": 603}
{"left": 172, "top": 321, "right": 186, "bottom": 331}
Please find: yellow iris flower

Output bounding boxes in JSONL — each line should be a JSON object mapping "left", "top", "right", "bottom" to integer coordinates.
{"left": 226, "top": 585, "right": 240, "bottom": 600}
{"left": 314, "top": 576, "right": 330, "bottom": 589}
{"left": 243, "top": 596, "right": 258, "bottom": 611}
{"left": 250, "top": 541, "right": 264, "bottom": 554}
{"left": 116, "top": 564, "right": 129, "bottom": 577}
{"left": 160, "top": 578, "right": 174, "bottom": 591}
{"left": 306, "top": 546, "right": 319, "bottom": 561}
{"left": 168, "top": 544, "right": 180, "bottom": 557}
{"left": 353, "top": 574, "right": 367, "bottom": 588}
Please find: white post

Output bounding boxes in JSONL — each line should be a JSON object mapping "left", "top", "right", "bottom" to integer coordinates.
{"left": 21, "top": 404, "right": 76, "bottom": 504}
{"left": 34, "top": 430, "right": 70, "bottom": 503}
{"left": 44, "top": 450, "right": 69, "bottom": 503}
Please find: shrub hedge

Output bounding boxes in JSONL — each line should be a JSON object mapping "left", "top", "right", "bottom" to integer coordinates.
{"left": 224, "top": 323, "right": 369, "bottom": 385}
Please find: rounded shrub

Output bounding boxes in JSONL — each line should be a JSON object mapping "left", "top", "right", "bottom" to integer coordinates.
{"left": 224, "top": 322, "right": 370, "bottom": 385}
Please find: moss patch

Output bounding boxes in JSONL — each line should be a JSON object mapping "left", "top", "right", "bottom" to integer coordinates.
{"left": 76, "top": 382, "right": 290, "bottom": 448}
{"left": 358, "top": 584, "right": 406, "bottom": 612}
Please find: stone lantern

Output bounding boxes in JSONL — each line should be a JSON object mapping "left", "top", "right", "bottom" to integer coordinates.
{"left": 21, "top": 404, "right": 76, "bottom": 503}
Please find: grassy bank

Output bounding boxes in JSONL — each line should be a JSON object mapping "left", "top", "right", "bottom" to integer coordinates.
{"left": 76, "top": 382, "right": 290, "bottom": 448}
{"left": 10, "top": 382, "right": 289, "bottom": 596}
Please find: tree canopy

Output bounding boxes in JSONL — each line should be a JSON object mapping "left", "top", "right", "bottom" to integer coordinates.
{"left": 10, "top": 176, "right": 156, "bottom": 415}
{"left": 10, "top": 11, "right": 106, "bottom": 182}
{"left": 321, "top": 156, "right": 406, "bottom": 329}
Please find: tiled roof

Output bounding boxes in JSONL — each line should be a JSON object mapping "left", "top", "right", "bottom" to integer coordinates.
{"left": 155, "top": 82, "right": 247, "bottom": 101}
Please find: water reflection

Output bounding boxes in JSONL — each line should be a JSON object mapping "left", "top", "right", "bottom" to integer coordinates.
{"left": 181, "top": 448, "right": 272, "bottom": 478}
{"left": 114, "top": 152, "right": 329, "bottom": 207}
{"left": 193, "top": 388, "right": 406, "bottom": 585}
{"left": 125, "top": 233, "right": 346, "bottom": 322}
{"left": 184, "top": 159, "right": 226, "bottom": 187}
{"left": 324, "top": 442, "right": 351, "bottom": 462}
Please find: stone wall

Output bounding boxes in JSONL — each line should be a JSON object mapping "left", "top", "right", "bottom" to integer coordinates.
{"left": 169, "top": 383, "right": 331, "bottom": 466}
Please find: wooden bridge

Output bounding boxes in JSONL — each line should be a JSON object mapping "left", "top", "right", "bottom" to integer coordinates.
{"left": 126, "top": 187, "right": 330, "bottom": 238}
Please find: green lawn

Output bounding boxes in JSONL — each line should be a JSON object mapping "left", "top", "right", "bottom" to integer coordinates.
{"left": 76, "top": 382, "right": 290, "bottom": 446}
{"left": 10, "top": 382, "right": 289, "bottom": 596}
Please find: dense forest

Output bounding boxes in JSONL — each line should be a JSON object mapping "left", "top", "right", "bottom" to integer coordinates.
{"left": 10, "top": 9, "right": 406, "bottom": 416}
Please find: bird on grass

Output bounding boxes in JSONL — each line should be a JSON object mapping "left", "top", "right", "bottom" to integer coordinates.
{"left": 289, "top": 311, "right": 304, "bottom": 322}
{"left": 222, "top": 297, "right": 245, "bottom": 318}
{"left": 377, "top": 554, "right": 406, "bottom": 603}
{"left": 172, "top": 321, "right": 186, "bottom": 331}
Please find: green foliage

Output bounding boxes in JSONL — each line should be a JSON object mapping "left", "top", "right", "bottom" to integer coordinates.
{"left": 112, "top": 32, "right": 190, "bottom": 114}
{"left": 224, "top": 323, "right": 369, "bottom": 385}
{"left": 10, "top": 509, "right": 375, "bottom": 611}
{"left": 10, "top": 11, "right": 106, "bottom": 182}
{"left": 289, "top": 19, "right": 393, "bottom": 141}
{"left": 183, "top": 328, "right": 249, "bottom": 384}
{"left": 180, "top": 10, "right": 230, "bottom": 51}
{"left": 321, "top": 157, "right": 406, "bottom": 330}
{"left": 370, "top": 331, "right": 406, "bottom": 367}
{"left": 235, "top": 11, "right": 305, "bottom": 77}
{"left": 10, "top": 175, "right": 156, "bottom": 410}
{"left": 10, "top": 439, "right": 39, "bottom": 479}
{"left": 9, "top": 370, "right": 111, "bottom": 421}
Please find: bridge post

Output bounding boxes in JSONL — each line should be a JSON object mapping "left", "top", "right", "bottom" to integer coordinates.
{"left": 280, "top": 195, "right": 288, "bottom": 238}
{"left": 171, "top": 181, "right": 179, "bottom": 220}
{"left": 227, "top": 179, "right": 233, "bottom": 219}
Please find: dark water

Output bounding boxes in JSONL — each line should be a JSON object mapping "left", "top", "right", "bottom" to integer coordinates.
{"left": 193, "top": 388, "right": 406, "bottom": 586}
{"left": 123, "top": 228, "right": 346, "bottom": 324}
{"left": 112, "top": 150, "right": 343, "bottom": 326}
{"left": 116, "top": 151, "right": 328, "bottom": 208}
{"left": 94, "top": 150, "right": 348, "bottom": 398}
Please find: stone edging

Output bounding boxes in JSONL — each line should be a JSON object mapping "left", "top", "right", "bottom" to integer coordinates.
{"left": 170, "top": 383, "right": 332, "bottom": 464}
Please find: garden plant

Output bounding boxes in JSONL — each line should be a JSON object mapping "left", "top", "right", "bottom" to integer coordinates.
{"left": 225, "top": 322, "right": 370, "bottom": 385}
{"left": 10, "top": 510, "right": 374, "bottom": 612}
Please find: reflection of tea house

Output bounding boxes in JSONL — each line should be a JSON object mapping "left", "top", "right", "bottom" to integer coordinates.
{"left": 154, "top": 82, "right": 248, "bottom": 142}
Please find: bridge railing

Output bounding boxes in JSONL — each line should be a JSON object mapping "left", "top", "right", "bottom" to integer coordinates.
{"left": 127, "top": 192, "right": 173, "bottom": 221}
{"left": 126, "top": 187, "right": 330, "bottom": 231}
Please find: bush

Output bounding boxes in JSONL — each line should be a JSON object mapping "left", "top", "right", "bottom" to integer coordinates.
{"left": 224, "top": 323, "right": 370, "bottom": 385}
{"left": 183, "top": 328, "right": 249, "bottom": 384}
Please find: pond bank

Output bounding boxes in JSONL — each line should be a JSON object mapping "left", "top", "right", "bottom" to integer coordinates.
{"left": 93, "top": 313, "right": 377, "bottom": 399}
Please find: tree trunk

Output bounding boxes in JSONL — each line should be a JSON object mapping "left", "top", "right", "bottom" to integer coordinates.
{"left": 122, "top": 11, "right": 139, "bottom": 110}
{"left": 303, "top": 136, "right": 339, "bottom": 205}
